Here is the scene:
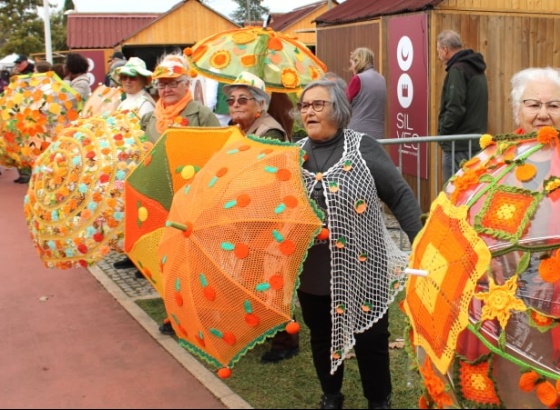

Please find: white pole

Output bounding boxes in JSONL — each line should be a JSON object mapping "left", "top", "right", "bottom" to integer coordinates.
{"left": 43, "top": 0, "right": 53, "bottom": 63}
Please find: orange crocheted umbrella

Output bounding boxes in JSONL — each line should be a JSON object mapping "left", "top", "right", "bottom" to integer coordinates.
{"left": 123, "top": 126, "right": 246, "bottom": 296}
{"left": 23, "top": 111, "right": 152, "bottom": 270}
{"left": 184, "top": 26, "right": 327, "bottom": 93}
{"left": 157, "top": 135, "right": 323, "bottom": 377}
{"left": 404, "top": 127, "right": 560, "bottom": 409}
{"left": 0, "top": 72, "right": 81, "bottom": 169}
{"left": 81, "top": 84, "right": 123, "bottom": 118}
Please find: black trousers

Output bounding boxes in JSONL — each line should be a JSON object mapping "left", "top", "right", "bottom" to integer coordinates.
{"left": 297, "top": 290, "right": 392, "bottom": 403}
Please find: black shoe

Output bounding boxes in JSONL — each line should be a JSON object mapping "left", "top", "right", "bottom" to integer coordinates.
{"left": 14, "top": 175, "right": 30, "bottom": 184}
{"left": 134, "top": 270, "right": 145, "bottom": 279}
{"left": 368, "top": 400, "right": 390, "bottom": 409}
{"left": 159, "top": 321, "right": 175, "bottom": 336}
{"left": 320, "top": 393, "right": 345, "bottom": 409}
{"left": 260, "top": 347, "right": 299, "bottom": 363}
{"left": 113, "top": 257, "right": 135, "bottom": 269}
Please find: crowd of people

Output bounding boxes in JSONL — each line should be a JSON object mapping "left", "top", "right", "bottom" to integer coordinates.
{"left": 3, "top": 25, "right": 560, "bottom": 408}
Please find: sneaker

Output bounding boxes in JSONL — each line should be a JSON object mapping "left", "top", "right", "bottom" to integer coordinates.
{"left": 159, "top": 321, "right": 175, "bottom": 336}
{"left": 320, "top": 393, "right": 345, "bottom": 409}
{"left": 113, "top": 257, "right": 135, "bottom": 269}
{"left": 260, "top": 347, "right": 299, "bottom": 363}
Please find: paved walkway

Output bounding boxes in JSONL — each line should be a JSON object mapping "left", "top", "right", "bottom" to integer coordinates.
{"left": 0, "top": 167, "right": 252, "bottom": 409}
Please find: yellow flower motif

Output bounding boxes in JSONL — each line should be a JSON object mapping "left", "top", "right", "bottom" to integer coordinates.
{"left": 474, "top": 276, "right": 527, "bottom": 329}
{"left": 479, "top": 133, "right": 494, "bottom": 149}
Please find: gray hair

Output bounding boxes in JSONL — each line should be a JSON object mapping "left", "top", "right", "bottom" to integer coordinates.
{"left": 510, "top": 67, "right": 560, "bottom": 126}
{"left": 294, "top": 78, "right": 352, "bottom": 129}
{"left": 225, "top": 85, "right": 269, "bottom": 111}
{"left": 437, "top": 30, "right": 463, "bottom": 50}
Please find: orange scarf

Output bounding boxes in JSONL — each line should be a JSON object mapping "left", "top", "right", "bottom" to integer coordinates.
{"left": 154, "top": 90, "right": 193, "bottom": 133}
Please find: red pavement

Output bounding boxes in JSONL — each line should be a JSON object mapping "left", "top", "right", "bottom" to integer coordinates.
{"left": 0, "top": 167, "right": 248, "bottom": 409}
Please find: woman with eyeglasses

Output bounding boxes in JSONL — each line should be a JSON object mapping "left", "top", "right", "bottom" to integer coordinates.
{"left": 112, "top": 57, "right": 155, "bottom": 119}
{"left": 223, "top": 71, "right": 288, "bottom": 142}
{"left": 294, "top": 76, "right": 422, "bottom": 409}
{"left": 140, "top": 53, "right": 220, "bottom": 143}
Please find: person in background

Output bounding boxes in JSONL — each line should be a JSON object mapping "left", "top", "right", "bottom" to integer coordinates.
{"left": 294, "top": 76, "right": 422, "bottom": 409}
{"left": 105, "top": 51, "right": 127, "bottom": 87}
{"left": 11, "top": 55, "right": 34, "bottom": 76}
{"left": 267, "top": 92, "right": 295, "bottom": 142}
{"left": 63, "top": 52, "right": 91, "bottom": 102}
{"left": 205, "top": 76, "right": 231, "bottom": 126}
{"left": 437, "top": 29, "right": 488, "bottom": 182}
{"left": 34, "top": 60, "right": 52, "bottom": 74}
{"left": 223, "top": 71, "right": 287, "bottom": 141}
{"left": 51, "top": 63, "right": 65, "bottom": 80}
{"left": 112, "top": 57, "right": 156, "bottom": 119}
{"left": 346, "top": 47, "right": 387, "bottom": 140}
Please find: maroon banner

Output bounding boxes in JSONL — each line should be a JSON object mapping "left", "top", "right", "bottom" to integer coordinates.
{"left": 388, "top": 13, "right": 429, "bottom": 178}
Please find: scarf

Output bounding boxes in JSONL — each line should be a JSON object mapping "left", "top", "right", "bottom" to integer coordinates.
{"left": 154, "top": 89, "right": 193, "bottom": 133}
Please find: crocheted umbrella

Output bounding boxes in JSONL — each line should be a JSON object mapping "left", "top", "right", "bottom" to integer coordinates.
{"left": 184, "top": 26, "right": 327, "bottom": 94}
{"left": 81, "top": 84, "right": 123, "bottom": 118}
{"left": 403, "top": 127, "right": 560, "bottom": 409}
{"left": 123, "top": 126, "right": 246, "bottom": 296}
{"left": 23, "top": 111, "right": 152, "bottom": 270}
{"left": 0, "top": 72, "right": 81, "bottom": 169}
{"left": 157, "top": 135, "right": 323, "bottom": 377}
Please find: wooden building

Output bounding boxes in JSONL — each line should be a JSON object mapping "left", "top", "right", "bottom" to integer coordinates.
{"left": 314, "top": 0, "right": 560, "bottom": 210}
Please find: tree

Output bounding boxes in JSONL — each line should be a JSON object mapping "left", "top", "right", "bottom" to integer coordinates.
{"left": 229, "top": 0, "right": 270, "bottom": 26}
{"left": 0, "top": 0, "right": 67, "bottom": 58}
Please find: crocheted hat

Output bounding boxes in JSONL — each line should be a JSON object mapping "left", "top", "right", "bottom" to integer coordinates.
{"left": 112, "top": 57, "right": 153, "bottom": 85}
{"left": 152, "top": 55, "right": 189, "bottom": 80}
{"left": 223, "top": 71, "right": 270, "bottom": 104}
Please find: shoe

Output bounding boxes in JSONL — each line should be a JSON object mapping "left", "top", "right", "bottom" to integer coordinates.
{"left": 260, "top": 347, "right": 299, "bottom": 363}
{"left": 368, "top": 400, "right": 390, "bottom": 409}
{"left": 17, "top": 175, "right": 30, "bottom": 184}
{"left": 134, "top": 270, "right": 145, "bottom": 279}
{"left": 159, "top": 321, "right": 175, "bottom": 336}
{"left": 113, "top": 257, "right": 135, "bottom": 269}
{"left": 320, "top": 393, "right": 345, "bottom": 409}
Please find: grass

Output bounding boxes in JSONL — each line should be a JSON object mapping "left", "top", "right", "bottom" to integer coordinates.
{"left": 136, "top": 292, "right": 423, "bottom": 409}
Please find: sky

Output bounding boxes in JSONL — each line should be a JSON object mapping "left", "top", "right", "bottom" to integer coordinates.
{"left": 67, "top": 0, "right": 343, "bottom": 16}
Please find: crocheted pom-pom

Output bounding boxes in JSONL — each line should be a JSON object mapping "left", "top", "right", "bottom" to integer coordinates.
{"left": 519, "top": 370, "right": 539, "bottom": 392}
{"left": 536, "top": 380, "right": 558, "bottom": 407}
{"left": 285, "top": 321, "right": 300, "bottom": 334}
{"left": 217, "top": 367, "right": 232, "bottom": 379}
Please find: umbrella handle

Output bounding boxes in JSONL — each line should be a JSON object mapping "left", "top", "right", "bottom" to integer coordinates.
{"left": 404, "top": 268, "right": 429, "bottom": 277}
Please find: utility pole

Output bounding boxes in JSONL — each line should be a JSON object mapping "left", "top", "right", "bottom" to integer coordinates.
{"left": 43, "top": 0, "right": 53, "bottom": 63}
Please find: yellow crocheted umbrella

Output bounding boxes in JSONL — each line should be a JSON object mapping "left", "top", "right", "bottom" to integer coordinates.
{"left": 0, "top": 72, "right": 82, "bottom": 169}
{"left": 23, "top": 111, "right": 152, "bottom": 270}
{"left": 81, "top": 84, "right": 123, "bottom": 118}
{"left": 157, "top": 135, "right": 323, "bottom": 377}
{"left": 404, "top": 127, "right": 560, "bottom": 409}
{"left": 184, "top": 26, "right": 327, "bottom": 93}
{"left": 123, "top": 126, "right": 246, "bottom": 296}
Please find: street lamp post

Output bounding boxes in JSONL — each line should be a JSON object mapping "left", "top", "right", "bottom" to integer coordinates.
{"left": 43, "top": 0, "right": 53, "bottom": 63}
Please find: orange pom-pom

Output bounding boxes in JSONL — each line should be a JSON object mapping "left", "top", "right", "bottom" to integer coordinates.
{"left": 285, "top": 321, "right": 300, "bottom": 335}
{"left": 316, "top": 227, "right": 329, "bottom": 240}
{"left": 519, "top": 370, "right": 539, "bottom": 392}
{"left": 183, "top": 47, "right": 193, "bottom": 56}
{"left": 217, "top": 367, "right": 232, "bottom": 379}
{"left": 536, "top": 380, "right": 558, "bottom": 407}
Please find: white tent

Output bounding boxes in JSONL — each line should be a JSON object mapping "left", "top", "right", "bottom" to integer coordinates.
{"left": 0, "top": 53, "right": 19, "bottom": 65}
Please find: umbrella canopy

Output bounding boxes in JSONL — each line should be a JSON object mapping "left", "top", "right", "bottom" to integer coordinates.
{"left": 81, "top": 84, "right": 123, "bottom": 118}
{"left": 0, "top": 72, "right": 82, "bottom": 169}
{"left": 403, "top": 127, "right": 560, "bottom": 408}
{"left": 157, "top": 135, "right": 323, "bottom": 376}
{"left": 23, "top": 111, "right": 153, "bottom": 270}
{"left": 184, "top": 26, "right": 327, "bottom": 93}
{"left": 124, "top": 126, "right": 246, "bottom": 296}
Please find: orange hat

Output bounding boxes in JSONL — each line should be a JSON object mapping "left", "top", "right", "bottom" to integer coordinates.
{"left": 152, "top": 56, "right": 189, "bottom": 80}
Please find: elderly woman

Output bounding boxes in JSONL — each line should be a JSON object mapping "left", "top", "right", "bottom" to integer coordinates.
{"left": 510, "top": 67, "right": 560, "bottom": 134}
{"left": 112, "top": 57, "right": 155, "bottom": 118}
{"left": 294, "top": 77, "right": 422, "bottom": 409}
{"left": 140, "top": 53, "right": 220, "bottom": 143}
{"left": 223, "top": 71, "right": 288, "bottom": 141}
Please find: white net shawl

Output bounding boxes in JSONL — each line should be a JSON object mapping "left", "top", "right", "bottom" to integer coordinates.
{"left": 299, "top": 129, "right": 409, "bottom": 374}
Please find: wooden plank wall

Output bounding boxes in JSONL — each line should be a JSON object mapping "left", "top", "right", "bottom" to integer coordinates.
{"left": 440, "top": 0, "right": 560, "bottom": 13}
{"left": 284, "top": 5, "right": 335, "bottom": 48}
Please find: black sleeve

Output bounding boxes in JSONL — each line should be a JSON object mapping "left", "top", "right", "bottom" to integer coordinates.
{"left": 359, "top": 135, "right": 423, "bottom": 243}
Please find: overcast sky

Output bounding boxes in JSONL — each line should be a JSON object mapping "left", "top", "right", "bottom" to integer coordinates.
{"left": 68, "top": 0, "right": 343, "bottom": 16}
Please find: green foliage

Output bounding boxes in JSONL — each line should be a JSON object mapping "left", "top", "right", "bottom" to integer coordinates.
{"left": 229, "top": 0, "right": 270, "bottom": 25}
{"left": 0, "top": 0, "right": 66, "bottom": 58}
{"left": 135, "top": 291, "right": 423, "bottom": 408}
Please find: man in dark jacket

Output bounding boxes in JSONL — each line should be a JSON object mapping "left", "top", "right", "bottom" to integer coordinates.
{"left": 436, "top": 29, "right": 488, "bottom": 183}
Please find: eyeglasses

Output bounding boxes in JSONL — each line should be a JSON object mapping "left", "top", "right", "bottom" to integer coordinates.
{"left": 522, "top": 99, "right": 560, "bottom": 115}
{"left": 296, "top": 100, "right": 332, "bottom": 113}
{"left": 119, "top": 75, "right": 138, "bottom": 82}
{"left": 225, "top": 97, "right": 256, "bottom": 106}
{"left": 155, "top": 80, "right": 185, "bottom": 89}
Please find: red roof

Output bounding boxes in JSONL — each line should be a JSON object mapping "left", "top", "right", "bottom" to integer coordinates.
{"left": 66, "top": 13, "right": 160, "bottom": 49}
{"left": 314, "top": 0, "right": 444, "bottom": 25}
{"left": 270, "top": 1, "right": 334, "bottom": 32}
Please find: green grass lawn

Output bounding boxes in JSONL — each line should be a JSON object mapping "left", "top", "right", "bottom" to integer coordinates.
{"left": 136, "top": 292, "right": 423, "bottom": 409}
